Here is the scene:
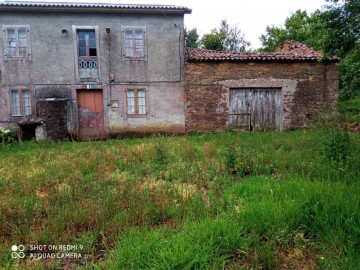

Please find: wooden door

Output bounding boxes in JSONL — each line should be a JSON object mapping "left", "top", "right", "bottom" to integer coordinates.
{"left": 77, "top": 90, "right": 104, "bottom": 139}
{"left": 229, "top": 88, "right": 281, "bottom": 131}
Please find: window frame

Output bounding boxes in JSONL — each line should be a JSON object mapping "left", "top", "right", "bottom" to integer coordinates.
{"left": 125, "top": 88, "right": 147, "bottom": 117}
{"left": 77, "top": 29, "right": 97, "bottom": 59}
{"left": 72, "top": 25, "right": 101, "bottom": 83}
{"left": 121, "top": 26, "right": 147, "bottom": 61}
{"left": 2, "top": 25, "right": 31, "bottom": 60}
{"left": 9, "top": 88, "right": 32, "bottom": 117}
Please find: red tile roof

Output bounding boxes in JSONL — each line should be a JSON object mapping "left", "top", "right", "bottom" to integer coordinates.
{"left": 0, "top": 1, "right": 192, "bottom": 14}
{"left": 186, "top": 41, "right": 338, "bottom": 62}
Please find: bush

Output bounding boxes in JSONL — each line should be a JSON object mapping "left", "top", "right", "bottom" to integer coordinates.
{"left": 225, "top": 145, "right": 237, "bottom": 171}
{"left": 324, "top": 128, "right": 351, "bottom": 163}
{"left": 339, "top": 44, "right": 360, "bottom": 101}
{"left": 0, "top": 128, "right": 18, "bottom": 144}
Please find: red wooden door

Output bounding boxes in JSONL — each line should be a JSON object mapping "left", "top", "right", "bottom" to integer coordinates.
{"left": 77, "top": 90, "right": 104, "bottom": 139}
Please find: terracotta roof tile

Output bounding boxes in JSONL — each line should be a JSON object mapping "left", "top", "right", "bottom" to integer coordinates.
{"left": 186, "top": 41, "right": 339, "bottom": 62}
{"left": 0, "top": 1, "right": 192, "bottom": 13}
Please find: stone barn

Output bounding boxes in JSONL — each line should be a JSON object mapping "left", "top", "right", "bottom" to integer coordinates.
{"left": 0, "top": 0, "right": 339, "bottom": 140}
{"left": 184, "top": 41, "right": 339, "bottom": 132}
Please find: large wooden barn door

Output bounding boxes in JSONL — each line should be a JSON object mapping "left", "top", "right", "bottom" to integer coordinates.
{"left": 229, "top": 88, "right": 281, "bottom": 131}
{"left": 77, "top": 89, "right": 104, "bottom": 139}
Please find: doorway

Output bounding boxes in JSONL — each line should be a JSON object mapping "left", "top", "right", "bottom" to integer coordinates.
{"left": 77, "top": 89, "right": 104, "bottom": 139}
{"left": 229, "top": 88, "right": 281, "bottom": 131}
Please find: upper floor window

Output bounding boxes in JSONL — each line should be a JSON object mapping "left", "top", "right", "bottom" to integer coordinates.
{"left": 122, "top": 27, "right": 146, "bottom": 60}
{"left": 11, "top": 89, "right": 31, "bottom": 116}
{"left": 77, "top": 30, "right": 97, "bottom": 58}
{"left": 3, "top": 26, "right": 30, "bottom": 59}
{"left": 74, "top": 27, "right": 99, "bottom": 82}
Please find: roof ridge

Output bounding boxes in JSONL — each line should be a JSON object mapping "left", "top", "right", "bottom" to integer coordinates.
{"left": 0, "top": 1, "right": 192, "bottom": 13}
{"left": 185, "top": 42, "right": 339, "bottom": 62}
{"left": 3, "top": 0, "right": 179, "bottom": 6}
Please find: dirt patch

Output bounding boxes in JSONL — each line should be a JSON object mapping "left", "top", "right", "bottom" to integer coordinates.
{"left": 226, "top": 248, "right": 320, "bottom": 270}
{"left": 276, "top": 248, "right": 320, "bottom": 270}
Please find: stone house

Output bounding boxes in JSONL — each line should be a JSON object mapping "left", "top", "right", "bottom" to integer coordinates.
{"left": 185, "top": 41, "right": 339, "bottom": 132}
{"left": 0, "top": 1, "right": 191, "bottom": 140}
{"left": 0, "top": 2, "right": 339, "bottom": 140}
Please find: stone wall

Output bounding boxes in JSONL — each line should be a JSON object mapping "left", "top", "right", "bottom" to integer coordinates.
{"left": 38, "top": 99, "right": 70, "bottom": 141}
{"left": 184, "top": 61, "right": 339, "bottom": 132}
{"left": 0, "top": 10, "right": 186, "bottom": 138}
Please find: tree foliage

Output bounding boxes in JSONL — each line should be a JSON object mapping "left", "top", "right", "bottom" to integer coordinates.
{"left": 339, "top": 44, "right": 360, "bottom": 100}
{"left": 185, "top": 28, "right": 200, "bottom": 48}
{"left": 322, "top": 0, "right": 360, "bottom": 100}
{"left": 200, "top": 20, "right": 250, "bottom": 52}
{"left": 259, "top": 10, "right": 326, "bottom": 52}
{"left": 259, "top": 0, "right": 360, "bottom": 100}
{"left": 321, "top": 0, "right": 360, "bottom": 57}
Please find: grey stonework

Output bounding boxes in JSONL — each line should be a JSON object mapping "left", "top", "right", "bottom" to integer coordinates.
{"left": 0, "top": 3, "right": 339, "bottom": 138}
{"left": 0, "top": 5, "right": 188, "bottom": 138}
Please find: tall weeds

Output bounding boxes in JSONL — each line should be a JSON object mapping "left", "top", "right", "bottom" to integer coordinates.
{"left": 0, "top": 129, "right": 359, "bottom": 269}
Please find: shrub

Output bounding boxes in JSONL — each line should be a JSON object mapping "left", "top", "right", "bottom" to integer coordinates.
{"left": 225, "top": 145, "right": 237, "bottom": 171}
{"left": 154, "top": 142, "right": 168, "bottom": 165}
{"left": 324, "top": 128, "right": 351, "bottom": 163}
{"left": 0, "top": 128, "right": 18, "bottom": 144}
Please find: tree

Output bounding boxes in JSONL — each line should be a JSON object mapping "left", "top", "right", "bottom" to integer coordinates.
{"left": 201, "top": 19, "right": 250, "bottom": 52}
{"left": 321, "top": 0, "right": 360, "bottom": 100}
{"left": 339, "top": 44, "right": 360, "bottom": 100}
{"left": 259, "top": 1, "right": 360, "bottom": 100}
{"left": 185, "top": 28, "right": 200, "bottom": 48}
{"left": 320, "top": 0, "right": 360, "bottom": 58}
{"left": 259, "top": 10, "right": 326, "bottom": 52}
{"left": 201, "top": 31, "right": 225, "bottom": 51}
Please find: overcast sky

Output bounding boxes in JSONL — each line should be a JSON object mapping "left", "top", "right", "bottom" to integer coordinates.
{"left": 144, "top": 0, "right": 328, "bottom": 49}
{"left": 10, "top": 0, "right": 328, "bottom": 49}
{"left": 183, "top": 0, "right": 328, "bottom": 49}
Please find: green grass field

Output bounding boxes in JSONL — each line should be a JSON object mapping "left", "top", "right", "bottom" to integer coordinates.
{"left": 1, "top": 100, "right": 360, "bottom": 269}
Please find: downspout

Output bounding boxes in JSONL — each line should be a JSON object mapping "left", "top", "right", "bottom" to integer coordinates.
{"left": 106, "top": 27, "right": 112, "bottom": 135}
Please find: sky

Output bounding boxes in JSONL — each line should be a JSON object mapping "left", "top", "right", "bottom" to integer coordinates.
{"left": 182, "top": 0, "right": 328, "bottom": 48}
{"left": 6, "top": 0, "right": 328, "bottom": 49}
{"left": 139, "top": 0, "right": 328, "bottom": 49}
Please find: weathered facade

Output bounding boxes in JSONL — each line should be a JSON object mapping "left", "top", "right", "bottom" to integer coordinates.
{"left": 185, "top": 42, "right": 339, "bottom": 132}
{"left": 0, "top": 2, "right": 339, "bottom": 139}
{"left": 0, "top": 1, "right": 191, "bottom": 140}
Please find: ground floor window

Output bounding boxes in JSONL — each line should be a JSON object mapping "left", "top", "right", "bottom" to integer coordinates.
{"left": 11, "top": 89, "right": 31, "bottom": 116}
{"left": 126, "top": 88, "right": 146, "bottom": 115}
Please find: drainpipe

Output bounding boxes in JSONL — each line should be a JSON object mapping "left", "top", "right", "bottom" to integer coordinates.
{"left": 106, "top": 27, "right": 112, "bottom": 135}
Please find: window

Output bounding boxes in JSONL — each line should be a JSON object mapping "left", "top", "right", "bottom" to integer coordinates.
{"left": 11, "top": 89, "right": 31, "bottom": 116}
{"left": 75, "top": 28, "right": 99, "bottom": 81}
{"left": 4, "top": 26, "right": 29, "bottom": 58}
{"left": 124, "top": 28, "right": 145, "bottom": 58}
{"left": 77, "top": 30, "right": 97, "bottom": 58}
{"left": 127, "top": 89, "right": 146, "bottom": 115}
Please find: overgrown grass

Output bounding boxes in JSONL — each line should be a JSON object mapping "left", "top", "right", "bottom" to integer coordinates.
{"left": 338, "top": 98, "right": 360, "bottom": 124}
{"left": 338, "top": 98, "right": 360, "bottom": 113}
{"left": 0, "top": 129, "right": 359, "bottom": 269}
{"left": 103, "top": 176, "right": 360, "bottom": 269}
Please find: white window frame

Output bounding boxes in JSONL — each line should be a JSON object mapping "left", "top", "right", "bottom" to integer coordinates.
{"left": 2, "top": 25, "right": 31, "bottom": 60}
{"left": 121, "top": 26, "right": 147, "bottom": 61}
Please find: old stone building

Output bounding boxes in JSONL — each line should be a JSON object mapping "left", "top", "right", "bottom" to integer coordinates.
{"left": 0, "top": 1, "right": 339, "bottom": 140}
{"left": 185, "top": 41, "right": 339, "bottom": 132}
{"left": 0, "top": 1, "right": 191, "bottom": 140}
